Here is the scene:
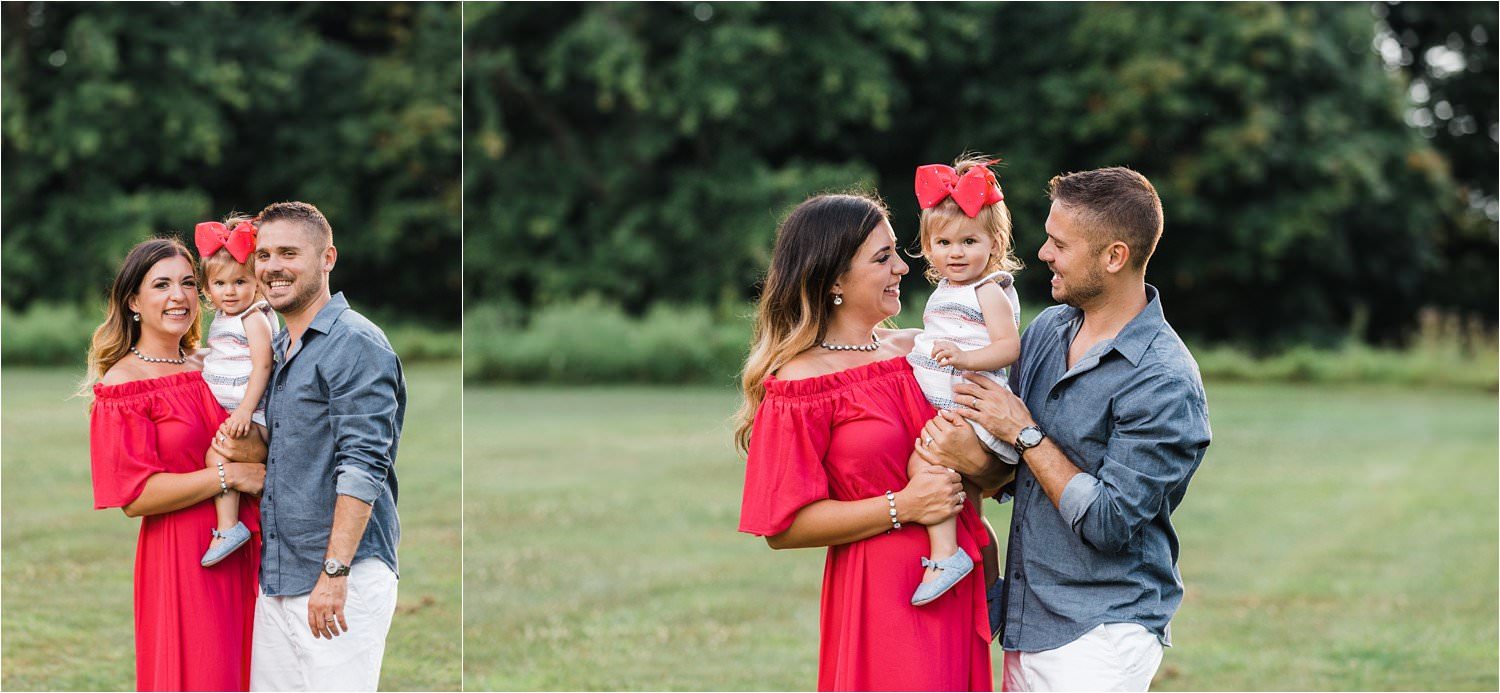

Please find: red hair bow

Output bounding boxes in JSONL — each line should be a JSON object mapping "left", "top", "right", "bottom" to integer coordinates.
{"left": 194, "top": 221, "right": 257, "bottom": 264}
{"left": 914, "top": 163, "right": 1005, "bottom": 218}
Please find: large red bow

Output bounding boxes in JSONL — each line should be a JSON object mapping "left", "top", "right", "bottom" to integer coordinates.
{"left": 914, "top": 163, "right": 1005, "bottom": 218}
{"left": 194, "top": 221, "right": 257, "bottom": 264}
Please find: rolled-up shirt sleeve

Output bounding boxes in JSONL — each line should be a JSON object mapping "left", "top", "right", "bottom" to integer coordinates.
{"left": 326, "top": 337, "right": 404, "bottom": 505}
{"left": 1061, "top": 371, "right": 1210, "bottom": 553}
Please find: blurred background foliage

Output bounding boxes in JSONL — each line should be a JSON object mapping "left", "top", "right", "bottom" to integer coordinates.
{"left": 3, "top": 2, "right": 461, "bottom": 363}
{"left": 465, "top": 2, "right": 1496, "bottom": 384}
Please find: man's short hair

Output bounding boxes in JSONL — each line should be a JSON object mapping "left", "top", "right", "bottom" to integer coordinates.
{"left": 257, "top": 201, "right": 333, "bottom": 248}
{"left": 1047, "top": 167, "right": 1163, "bottom": 270}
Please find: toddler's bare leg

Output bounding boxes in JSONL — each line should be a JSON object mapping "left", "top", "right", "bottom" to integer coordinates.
{"left": 207, "top": 447, "right": 240, "bottom": 548}
{"left": 912, "top": 451, "right": 962, "bottom": 585}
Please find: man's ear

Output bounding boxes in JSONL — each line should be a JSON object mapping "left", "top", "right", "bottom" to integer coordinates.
{"left": 323, "top": 245, "right": 338, "bottom": 273}
{"left": 1103, "top": 241, "right": 1131, "bottom": 274}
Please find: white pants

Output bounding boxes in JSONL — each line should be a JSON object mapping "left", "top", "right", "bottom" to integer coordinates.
{"left": 1003, "top": 622, "right": 1164, "bottom": 692}
{"left": 250, "top": 559, "right": 398, "bottom": 692}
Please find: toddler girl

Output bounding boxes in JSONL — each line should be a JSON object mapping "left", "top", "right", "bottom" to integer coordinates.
{"left": 906, "top": 157, "right": 1024, "bottom": 606}
{"left": 195, "top": 217, "right": 277, "bottom": 567}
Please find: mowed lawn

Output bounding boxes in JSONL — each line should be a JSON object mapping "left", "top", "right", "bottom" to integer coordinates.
{"left": 1, "top": 363, "right": 461, "bottom": 691}
{"left": 464, "top": 381, "right": 1498, "bottom": 691}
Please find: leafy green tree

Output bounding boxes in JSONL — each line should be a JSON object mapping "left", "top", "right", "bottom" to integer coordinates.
{"left": 3, "top": 2, "right": 460, "bottom": 323}
{"left": 1378, "top": 1, "right": 1497, "bottom": 320}
{"left": 467, "top": 2, "right": 1483, "bottom": 346}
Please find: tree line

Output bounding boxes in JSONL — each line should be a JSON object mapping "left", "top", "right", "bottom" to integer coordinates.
{"left": 465, "top": 2, "right": 1496, "bottom": 346}
{"left": 3, "top": 2, "right": 461, "bottom": 324}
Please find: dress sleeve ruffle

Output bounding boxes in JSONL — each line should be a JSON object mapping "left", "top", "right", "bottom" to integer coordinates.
{"left": 738, "top": 389, "right": 835, "bottom": 537}
{"left": 89, "top": 390, "right": 169, "bottom": 510}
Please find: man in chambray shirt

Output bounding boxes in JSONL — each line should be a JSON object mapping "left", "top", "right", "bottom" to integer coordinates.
{"left": 218, "top": 201, "right": 405, "bottom": 691}
{"left": 948, "top": 167, "right": 1211, "bottom": 691}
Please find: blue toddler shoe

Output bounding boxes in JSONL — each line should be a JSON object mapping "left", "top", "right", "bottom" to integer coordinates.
{"left": 201, "top": 521, "right": 251, "bottom": 567}
{"left": 911, "top": 549, "right": 975, "bottom": 606}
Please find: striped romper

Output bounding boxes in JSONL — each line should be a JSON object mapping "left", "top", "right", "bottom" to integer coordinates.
{"left": 202, "top": 300, "right": 278, "bottom": 427}
{"left": 906, "top": 271, "right": 1022, "bottom": 463}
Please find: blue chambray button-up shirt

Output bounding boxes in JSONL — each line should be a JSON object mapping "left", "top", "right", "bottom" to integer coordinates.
{"left": 261, "top": 292, "right": 404, "bottom": 597}
{"left": 997, "top": 285, "right": 1211, "bottom": 652}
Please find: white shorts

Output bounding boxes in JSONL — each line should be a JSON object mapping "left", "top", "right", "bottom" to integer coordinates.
{"left": 250, "top": 559, "right": 398, "bottom": 692}
{"left": 1002, "top": 622, "right": 1164, "bottom": 692}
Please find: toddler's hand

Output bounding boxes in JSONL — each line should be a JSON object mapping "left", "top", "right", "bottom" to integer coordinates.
{"left": 224, "top": 410, "right": 252, "bottom": 439}
{"left": 931, "top": 340, "right": 969, "bottom": 370}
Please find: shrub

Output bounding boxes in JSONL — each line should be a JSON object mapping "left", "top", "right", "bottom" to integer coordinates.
{"left": 2, "top": 302, "right": 459, "bottom": 367}
{"left": 465, "top": 299, "right": 1497, "bottom": 391}
{"left": 464, "top": 297, "right": 749, "bottom": 385}
{"left": 1, "top": 303, "right": 101, "bottom": 366}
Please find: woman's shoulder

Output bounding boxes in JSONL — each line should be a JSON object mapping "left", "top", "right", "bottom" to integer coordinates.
{"left": 99, "top": 358, "right": 152, "bottom": 386}
{"left": 95, "top": 359, "right": 204, "bottom": 397}
{"left": 766, "top": 349, "right": 912, "bottom": 400}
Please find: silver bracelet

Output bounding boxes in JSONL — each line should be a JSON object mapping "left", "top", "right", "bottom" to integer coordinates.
{"left": 885, "top": 490, "right": 901, "bottom": 531}
{"left": 215, "top": 459, "right": 228, "bottom": 493}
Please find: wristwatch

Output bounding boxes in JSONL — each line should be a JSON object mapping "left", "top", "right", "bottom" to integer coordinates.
{"left": 322, "top": 558, "right": 351, "bottom": 578}
{"left": 1013, "top": 425, "right": 1046, "bottom": 457}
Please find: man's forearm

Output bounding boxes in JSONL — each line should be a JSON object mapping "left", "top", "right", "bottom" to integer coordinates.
{"left": 1023, "top": 439, "right": 1082, "bottom": 510}
{"left": 326, "top": 494, "right": 374, "bottom": 563}
{"left": 965, "top": 453, "right": 1015, "bottom": 495}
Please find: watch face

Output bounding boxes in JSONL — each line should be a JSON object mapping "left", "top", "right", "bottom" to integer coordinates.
{"left": 1018, "top": 427, "right": 1044, "bottom": 447}
{"left": 323, "top": 559, "right": 340, "bottom": 575}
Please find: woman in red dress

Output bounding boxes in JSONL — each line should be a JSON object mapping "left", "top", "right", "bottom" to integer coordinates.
{"left": 86, "top": 238, "right": 267, "bottom": 691}
{"left": 736, "top": 194, "right": 1009, "bottom": 691}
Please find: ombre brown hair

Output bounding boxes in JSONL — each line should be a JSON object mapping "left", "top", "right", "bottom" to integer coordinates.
{"left": 82, "top": 238, "right": 203, "bottom": 394}
{"left": 915, "top": 155, "right": 1023, "bottom": 284}
{"left": 734, "top": 192, "right": 890, "bottom": 454}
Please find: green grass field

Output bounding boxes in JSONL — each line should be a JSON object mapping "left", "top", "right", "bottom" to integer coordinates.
{"left": 1, "top": 363, "right": 461, "bottom": 691}
{"left": 464, "top": 381, "right": 1499, "bottom": 691}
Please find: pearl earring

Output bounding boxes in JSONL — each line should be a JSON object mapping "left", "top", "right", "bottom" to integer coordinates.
{"left": 132, "top": 313, "right": 141, "bottom": 322}
{"left": 833, "top": 295, "right": 843, "bottom": 306}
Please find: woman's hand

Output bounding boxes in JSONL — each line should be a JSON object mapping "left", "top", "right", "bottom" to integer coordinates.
{"left": 227, "top": 461, "right": 266, "bottom": 496}
{"left": 212, "top": 426, "right": 268, "bottom": 464}
{"left": 916, "top": 409, "right": 1012, "bottom": 495}
{"left": 896, "top": 460, "right": 964, "bottom": 526}
{"left": 915, "top": 411, "right": 987, "bottom": 477}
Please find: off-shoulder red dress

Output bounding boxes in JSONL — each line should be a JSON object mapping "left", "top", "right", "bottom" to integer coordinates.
{"left": 90, "top": 371, "right": 260, "bottom": 692}
{"left": 739, "top": 357, "right": 993, "bottom": 691}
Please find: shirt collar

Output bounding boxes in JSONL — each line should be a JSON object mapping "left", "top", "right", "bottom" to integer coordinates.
{"left": 1109, "top": 284, "right": 1166, "bottom": 367}
{"left": 1050, "top": 284, "right": 1166, "bottom": 368}
{"left": 307, "top": 292, "right": 351, "bottom": 336}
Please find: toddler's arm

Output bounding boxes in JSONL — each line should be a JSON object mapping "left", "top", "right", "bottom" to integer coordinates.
{"left": 224, "top": 308, "right": 276, "bottom": 439}
{"left": 932, "top": 282, "right": 1020, "bottom": 372}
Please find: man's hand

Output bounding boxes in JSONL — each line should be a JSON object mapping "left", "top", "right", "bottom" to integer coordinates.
{"left": 306, "top": 572, "right": 349, "bottom": 639}
{"left": 953, "top": 372, "right": 1036, "bottom": 446}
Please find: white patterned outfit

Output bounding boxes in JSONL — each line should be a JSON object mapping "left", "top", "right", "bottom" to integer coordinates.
{"left": 203, "top": 300, "right": 278, "bottom": 426}
{"left": 907, "top": 271, "right": 1022, "bottom": 463}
